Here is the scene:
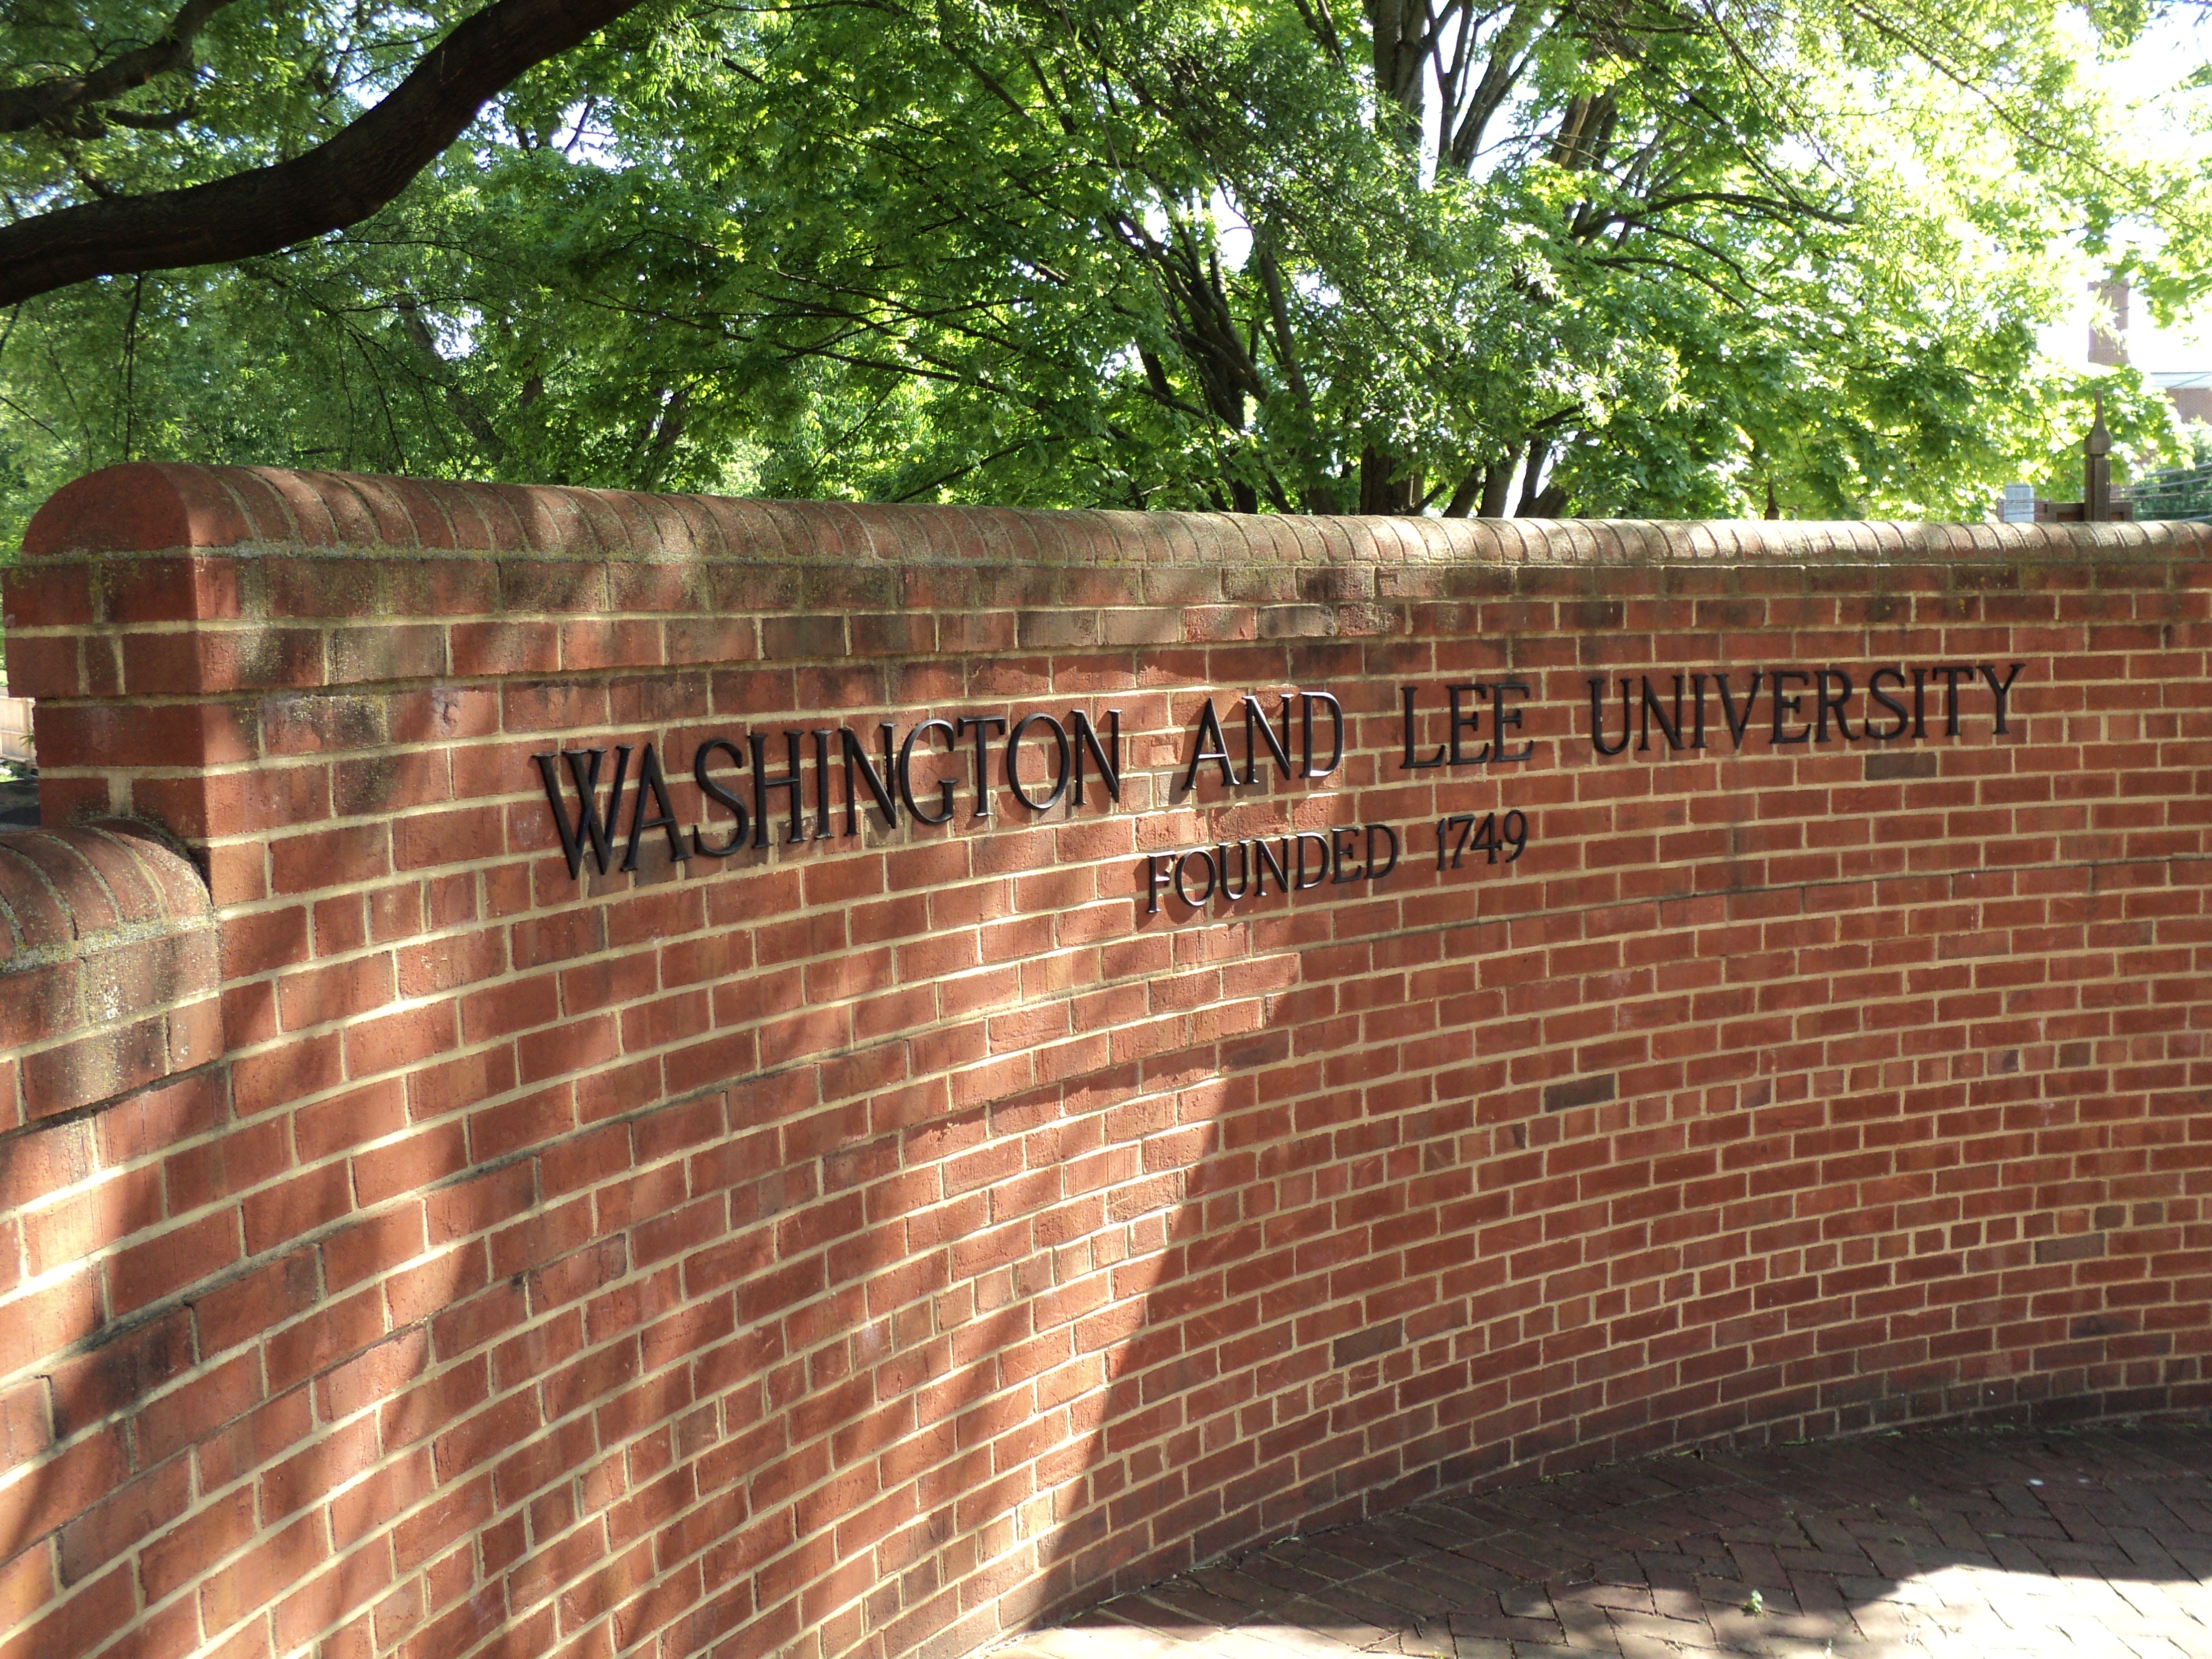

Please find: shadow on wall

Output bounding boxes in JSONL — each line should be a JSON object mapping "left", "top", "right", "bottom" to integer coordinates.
{"left": 850, "top": 830, "right": 2206, "bottom": 1659}
{"left": 3, "top": 717, "right": 2205, "bottom": 1659}
{"left": 1001, "top": 950, "right": 2205, "bottom": 1642}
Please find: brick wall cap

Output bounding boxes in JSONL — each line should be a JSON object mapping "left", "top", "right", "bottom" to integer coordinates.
{"left": 23, "top": 463, "right": 2212, "bottom": 565}
{"left": 0, "top": 821, "right": 213, "bottom": 971}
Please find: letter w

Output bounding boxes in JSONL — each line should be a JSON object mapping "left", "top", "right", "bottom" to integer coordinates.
{"left": 534, "top": 747, "right": 632, "bottom": 878}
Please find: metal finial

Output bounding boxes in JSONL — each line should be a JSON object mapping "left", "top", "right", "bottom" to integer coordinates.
{"left": 2086, "top": 392, "right": 2112, "bottom": 458}
{"left": 2084, "top": 393, "right": 2113, "bottom": 520}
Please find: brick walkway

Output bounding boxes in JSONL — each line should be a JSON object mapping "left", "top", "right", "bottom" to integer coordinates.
{"left": 1005, "top": 1425, "right": 2212, "bottom": 1658}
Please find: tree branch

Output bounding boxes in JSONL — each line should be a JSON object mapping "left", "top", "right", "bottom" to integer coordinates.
{"left": 0, "top": 0, "right": 239, "bottom": 134}
{"left": 394, "top": 291, "right": 509, "bottom": 463}
{"left": 0, "top": 0, "right": 651, "bottom": 307}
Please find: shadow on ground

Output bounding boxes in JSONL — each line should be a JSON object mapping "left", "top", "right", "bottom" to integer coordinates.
{"left": 1005, "top": 1424, "right": 2212, "bottom": 1657}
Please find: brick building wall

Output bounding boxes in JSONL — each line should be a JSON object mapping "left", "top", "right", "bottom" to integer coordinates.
{"left": 0, "top": 461, "right": 2208, "bottom": 1659}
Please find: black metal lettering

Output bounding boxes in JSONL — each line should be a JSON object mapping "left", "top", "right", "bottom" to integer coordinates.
{"left": 1243, "top": 695, "right": 1297, "bottom": 784}
{"left": 1329, "top": 825, "right": 1361, "bottom": 884}
{"left": 1438, "top": 812, "right": 1475, "bottom": 869}
{"left": 1933, "top": 664, "right": 1975, "bottom": 736}
{"left": 1814, "top": 669, "right": 1854, "bottom": 743}
{"left": 958, "top": 714, "right": 1007, "bottom": 818}
{"left": 1637, "top": 675, "right": 1685, "bottom": 752}
{"left": 1981, "top": 661, "right": 2025, "bottom": 734}
{"left": 1183, "top": 699, "right": 1238, "bottom": 791}
{"left": 1301, "top": 692, "right": 1345, "bottom": 778}
{"left": 1866, "top": 668, "right": 1910, "bottom": 740}
{"left": 1365, "top": 823, "right": 1399, "bottom": 882}
{"left": 534, "top": 746, "right": 630, "bottom": 879}
{"left": 897, "top": 719, "right": 958, "bottom": 825}
{"left": 811, "top": 729, "right": 835, "bottom": 841}
{"left": 1254, "top": 836, "right": 1289, "bottom": 897}
{"left": 1714, "top": 671, "right": 1763, "bottom": 749}
{"left": 692, "top": 738, "right": 751, "bottom": 857}
{"left": 623, "top": 743, "right": 690, "bottom": 872}
{"left": 1070, "top": 709, "right": 1122, "bottom": 804}
{"left": 750, "top": 731, "right": 808, "bottom": 846}
{"left": 841, "top": 725, "right": 899, "bottom": 835}
{"left": 1174, "top": 848, "right": 1218, "bottom": 907}
{"left": 1144, "top": 852, "right": 1172, "bottom": 915}
{"left": 1689, "top": 673, "right": 1708, "bottom": 750}
{"left": 1007, "top": 712, "right": 1071, "bottom": 811}
{"left": 1447, "top": 684, "right": 1489, "bottom": 765}
{"left": 1768, "top": 670, "right": 1810, "bottom": 744}
{"left": 1912, "top": 666, "right": 1927, "bottom": 738}
{"left": 1401, "top": 685, "right": 1446, "bottom": 770}
{"left": 1292, "top": 830, "right": 1329, "bottom": 889}
{"left": 1588, "top": 677, "right": 1631, "bottom": 756}
{"left": 1217, "top": 841, "right": 1253, "bottom": 901}
{"left": 1491, "top": 681, "right": 1533, "bottom": 763}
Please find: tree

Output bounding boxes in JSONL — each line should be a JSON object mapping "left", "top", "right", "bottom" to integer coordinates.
{"left": 0, "top": 0, "right": 2191, "bottom": 536}
{"left": 436, "top": 0, "right": 2179, "bottom": 517}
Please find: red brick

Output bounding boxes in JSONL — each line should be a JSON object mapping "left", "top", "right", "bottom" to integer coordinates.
{"left": 55, "top": 1455, "right": 190, "bottom": 1583}
{"left": 0, "top": 1271, "right": 101, "bottom": 1378}
{"left": 194, "top": 1249, "right": 319, "bottom": 1358}
{"left": 294, "top": 1077, "right": 408, "bottom": 1162}
{"left": 0, "top": 1426, "right": 125, "bottom": 1556}
{"left": 198, "top": 1511, "right": 327, "bottom": 1632}
{"left": 20, "top": 1165, "right": 161, "bottom": 1279}
{"left": 47, "top": 1308, "right": 195, "bottom": 1437}
{"left": 265, "top": 1286, "right": 387, "bottom": 1393}
{"left": 271, "top": 825, "right": 390, "bottom": 894}
{"left": 342, "top": 1002, "right": 458, "bottom": 1078}
{"left": 277, "top": 951, "right": 394, "bottom": 1032}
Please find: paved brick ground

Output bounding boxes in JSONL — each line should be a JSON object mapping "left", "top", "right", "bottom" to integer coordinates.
{"left": 1004, "top": 1425, "right": 2212, "bottom": 1658}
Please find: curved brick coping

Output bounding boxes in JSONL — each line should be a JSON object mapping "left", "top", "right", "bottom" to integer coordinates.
{"left": 0, "top": 823, "right": 218, "bottom": 1123}
{"left": 21, "top": 461, "right": 2211, "bottom": 566}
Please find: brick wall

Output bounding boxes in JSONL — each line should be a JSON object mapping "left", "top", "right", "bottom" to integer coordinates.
{"left": 1, "top": 460, "right": 2208, "bottom": 1659}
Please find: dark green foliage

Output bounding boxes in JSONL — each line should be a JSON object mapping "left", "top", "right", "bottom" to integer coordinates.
{"left": 0, "top": 0, "right": 2187, "bottom": 543}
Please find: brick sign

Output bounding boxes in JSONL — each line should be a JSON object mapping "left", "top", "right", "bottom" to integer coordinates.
{"left": 531, "top": 662, "right": 2028, "bottom": 915}
{"left": 0, "top": 463, "right": 2205, "bottom": 1659}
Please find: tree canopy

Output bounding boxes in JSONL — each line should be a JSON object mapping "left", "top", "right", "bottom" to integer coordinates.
{"left": 0, "top": 0, "right": 2200, "bottom": 539}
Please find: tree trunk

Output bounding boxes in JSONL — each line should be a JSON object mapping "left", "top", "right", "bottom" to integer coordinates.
{"left": 1479, "top": 458, "right": 1516, "bottom": 517}
{"left": 1514, "top": 437, "right": 1551, "bottom": 515}
{"left": 1359, "top": 446, "right": 1421, "bottom": 514}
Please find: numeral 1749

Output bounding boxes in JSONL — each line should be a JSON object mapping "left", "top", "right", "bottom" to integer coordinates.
{"left": 1436, "top": 810, "right": 1528, "bottom": 869}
